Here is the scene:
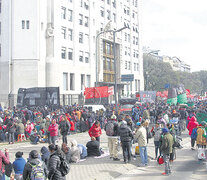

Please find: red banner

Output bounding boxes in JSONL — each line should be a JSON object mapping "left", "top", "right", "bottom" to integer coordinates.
{"left": 84, "top": 86, "right": 113, "bottom": 99}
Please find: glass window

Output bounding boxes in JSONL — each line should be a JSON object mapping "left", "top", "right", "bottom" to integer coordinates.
{"left": 22, "top": 20, "right": 25, "bottom": 29}
{"left": 79, "top": 14, "right": 83, "bottom": 25}
{"left": 63, "top": 73, "right": 68, "bottom": 91}
{"left": 70, "top": 73, "right": 75, "bottom": 90}
{"left": 107, "top": 0, "right": 110, "bottom": 4}
{"left": 79, "top": 32, "right": 83, "bottom": 43}
{"left": 79, "top": 51, "right": 83, "bottom": 62}
{"left": 124, "top": 32, "right": 127, "bottom": 41}
{"left": 68, "top": 48, "right": 73, "bottom": 60}
{"left": 68, "top": 9, "right": 73, "bottom": 22}
{"left": 100, "top": 7, "right": 104, "bottom": 17}
{"left": 85, "top": 16, "right": 89, "bottom": 27}
{"left": 61, "top": 7, "right": 66, "bottom": 19}
{"left": 86, "top": 75, "right": 91, "bottom": 87}
{"left": 125, "top": 61, "right": 127, "bottom": 69}
{"left": 26, "top": 20, "right": 30, "bottom": 29}
{"left": 128, "top": 34, "right": 130, "bottom": 42}
{"left": 61, "top": 47, "right": 66, "bottom": 59}
{"left": 81, "top": 74, "right": 85, "bottom": 90}
{"left": 107, "top": 10, "right": 111, "bottom": 20}
{"left": 106, "top": 43, "right": 111, "bottom": 55}
{"left": 61, "top": 26, "right": 66, "bottom": 39}
{"left": 113, "top": 13, "right": 116, "bottom": 23}
{"left": 85, "top": 52, "right": 89, "bottom": 63}
{"left": 68, "top": 28, "right": 73, "bottom": 41}
{"left": 128, "top": 61, "right": 131, "bottom": 70}
{"left": 134, "top": 63, "right": 136, "bottom": 71}
{"left": 103, "top": 57, "right": 106, "bottom": 70}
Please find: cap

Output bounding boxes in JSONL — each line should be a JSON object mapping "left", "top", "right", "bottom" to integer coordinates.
{"left": 162, "top": 128, "right": 169, "bottom": 134}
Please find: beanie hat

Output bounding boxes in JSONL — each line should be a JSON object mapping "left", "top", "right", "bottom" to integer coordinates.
{"left": 162, "top": 128, "right": 169, "bottom": 134}
{"left": 136, "top": 122, "right": 141, "bottom": 126}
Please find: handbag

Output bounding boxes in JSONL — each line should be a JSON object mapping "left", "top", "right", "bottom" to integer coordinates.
{"left": 135, "top": 146, "right": 139, "bottom": 155}
{"left": 198, "top": 148, "right": 206, "bottom": 160}
{"left": 157, "top": 156, "right": 164, "bottom": 165}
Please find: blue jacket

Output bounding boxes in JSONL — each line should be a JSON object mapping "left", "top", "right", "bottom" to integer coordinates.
{"left": 13, "top": 157, "right": 26, "bottom": 174}
{"left": 78, "top": 144, "right": 87, "bottom": 159}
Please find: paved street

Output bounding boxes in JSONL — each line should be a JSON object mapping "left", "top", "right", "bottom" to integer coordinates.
{"left": 1, "top": 130, "right": 207, "bottom": 180}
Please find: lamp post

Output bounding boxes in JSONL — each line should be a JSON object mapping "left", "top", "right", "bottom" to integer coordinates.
{"left": 95, "top": 26, "right": 129, "bottom": 111}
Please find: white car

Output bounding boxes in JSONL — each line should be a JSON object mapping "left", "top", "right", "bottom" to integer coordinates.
{"left": 83, "top": 105, "right": 106, "bottom": 112}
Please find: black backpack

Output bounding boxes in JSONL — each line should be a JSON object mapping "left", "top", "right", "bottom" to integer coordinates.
{"left": 59, "top": 156, "right": 70, "bottom": 176}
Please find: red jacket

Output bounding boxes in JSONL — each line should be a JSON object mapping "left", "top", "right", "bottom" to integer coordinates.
{"left": 69, "top": 121, "right": 75, "bottom": 131}
{"left": 0, "top": 151, "right": 9, "bottom": 173}
{"left": 187, "top": 116, "right": 199, "bottom": 135}
{"left": 48, "top": 123, "right": 58, "bottom": 136}
{"left": 88, "top": 124, "right": 102, "bottom": 138}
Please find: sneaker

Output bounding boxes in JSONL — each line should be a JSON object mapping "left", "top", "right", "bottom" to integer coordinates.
{"left": 191, "top": 147, "right": 195, "bottom": 150}
{"left": 137, "top": 164, "right": 145, "bottom": 167}
{"left": 113, "top": 158, "right": 120, "bottom": 161}
{"left": 110, "top": 157, "right": 113, "bottom": 159}
{"left": 162, "top": 172, "right": 171, "bottom": 175}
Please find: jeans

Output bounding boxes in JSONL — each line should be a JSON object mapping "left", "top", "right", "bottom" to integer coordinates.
{"left": 191, "top": 138, "right": 196, "bottom": 148}
{"left": 122, "top": 141, "right": 131, "bottom": 162}
{"left": 96, "top": 136, "right": 100, "bottom": 142}
{"left": 34, "top": 137, "right": 39, "bottom": 144}
{"left": 154, "top": 141, "right": 161, "bottom": 158}
{"left": 51, "top": 136, "right": 58, "bottom": 145}
{"left": 62, "top": 133, "right": 68, "bottom": 144}
{"left": 139, "top": 146, "right": 148, "bottom": 165}
{"left": 8, "top": 132, "right": 14, "bottom": 143}
{"left": 163, "top": 153, "right": 171, "bottom": 174}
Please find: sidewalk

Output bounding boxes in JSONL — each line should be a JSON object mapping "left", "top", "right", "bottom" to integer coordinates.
{"left": 1, "top": 129, "right": 201, "bottom": 180}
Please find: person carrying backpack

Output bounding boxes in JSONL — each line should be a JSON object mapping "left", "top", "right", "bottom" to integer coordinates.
{"left": 104, "top": 120, "right": 120, "bottom": 161}
{"left": 23, "top": 150, "right": 48, "bottom": 180}
{"left": 187, "top": 116, "right": 199, "bottom": 150}
{"left": 48, "top": 144, "right": 70, "bottom": 180}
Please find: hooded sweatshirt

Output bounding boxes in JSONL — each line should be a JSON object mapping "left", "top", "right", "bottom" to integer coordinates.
{"left": 187, "top": 116, "right": 199, "bottom": 135}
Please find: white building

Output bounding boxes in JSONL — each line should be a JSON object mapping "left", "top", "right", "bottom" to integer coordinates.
{"left": 0, "top": 0, "right": 144, "bottom": 107}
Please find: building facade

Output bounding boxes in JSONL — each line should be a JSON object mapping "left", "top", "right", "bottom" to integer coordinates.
{"left": 0, "top": 0, "right": 144, "bottom": 107}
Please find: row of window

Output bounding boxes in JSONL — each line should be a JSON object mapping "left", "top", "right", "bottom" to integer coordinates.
{"left": 101, "top": 0, "right": 116, "bottom": 8}
{"left": 63, "top": 72, "right": 91, "bottom": 91}
{"left": 79, "top": 14, "right": 89, "bottom": 27}
{"left": 100, "top": 8, "right": 116, "bottom": 22}
{"left": 79, "top": 51, "right": 90, "bottom": 63}
{"left": 22, "top": 20, "right": 30, "bottom": 29}
{"left": 61, "top": 27, "right": 73, "bottom": 40}
{"left": 80, "top": 0, "right": 89, "bottom": 10}
{"left": 125, "top": 61, "right": 139, "bottom": 71}
{"left": 61, "top": 47, "right": 73, "bottom": 60}
{"left": 61, "top": 7, "right": 73, "bottom": 22}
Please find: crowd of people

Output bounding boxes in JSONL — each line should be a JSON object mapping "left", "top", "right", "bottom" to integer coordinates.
{"left": 0, "top": 100, "right": 206, "bottom": 179}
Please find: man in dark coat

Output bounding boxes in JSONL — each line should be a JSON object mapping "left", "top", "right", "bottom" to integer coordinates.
{"left": 86, "top": 137, "right": 101, "bottom": 156}
{"left": 59, "top": 116, "right": 70, "bottom": 144}
{"left": 119, "top": 120, "right": 133, "bottom": 163}
{"left": 7, "top": 118, "right": 16, "bottom": 144}
{"left": 23, "top": 150, "right": 48, "bottom": 180}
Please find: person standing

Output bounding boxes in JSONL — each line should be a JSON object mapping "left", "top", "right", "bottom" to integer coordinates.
{"left": 160, "top": 128, "right": 174, "bottom": 176}
{"left": 48, "top": 119, "right": 59, "bottom": 145}
{"left": 48, "top": 144, "right": 66, "bottom": 180}
{"left": 187, "top": 116, "right": 199, "bottom": 150}
{"left": 105, "top": 120, "right": 120, "bottom": 161}
{"left": 153, "top": 123, "right": 162, "bottom": 159}
{"left": 13, "top": 152, "right": 26, "bottom": 180}
{"left": 88, "top": 121, "right": 102, "bottom": 142}
{"left": 0, "top": 148, "right": 10, "bottom": 180}
{"left": 59, "top": 116, "right": 70, "bottom": 144}
{"left": 6, "top": 117, "right": 16, "bottom": 144}
{"left": 135, "top": 121, "right": 148, "bottom": 166}
{"left": 119, "top": 121, "right": 133, "bottom": 163}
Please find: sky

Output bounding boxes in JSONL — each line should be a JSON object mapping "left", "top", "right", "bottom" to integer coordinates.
{"left": 142, "top": 0, "right": 207, "bottom": 72}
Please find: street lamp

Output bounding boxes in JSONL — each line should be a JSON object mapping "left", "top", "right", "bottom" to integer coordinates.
{"left": 95, "top": 25, "right": 129, "bottom": 111}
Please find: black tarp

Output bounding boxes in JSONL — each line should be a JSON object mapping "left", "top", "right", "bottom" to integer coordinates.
{"left": 17, "top": 87, "right": 60, "bottom": 108}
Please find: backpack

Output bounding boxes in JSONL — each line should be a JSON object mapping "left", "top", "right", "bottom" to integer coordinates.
{"left": 59, "top": 157, "right": 70, "bottom": 176}
{"left": 105, "top": 122, "right": 114, "bottom": 136}
{"left": 61, "top": 121, "right": 68, "bottom": 133}
{"left": 191, "top": 128, "right": 197, "bottom": 140}
{"left": 29, "top": 161, "right": 45, "bottom": 180}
